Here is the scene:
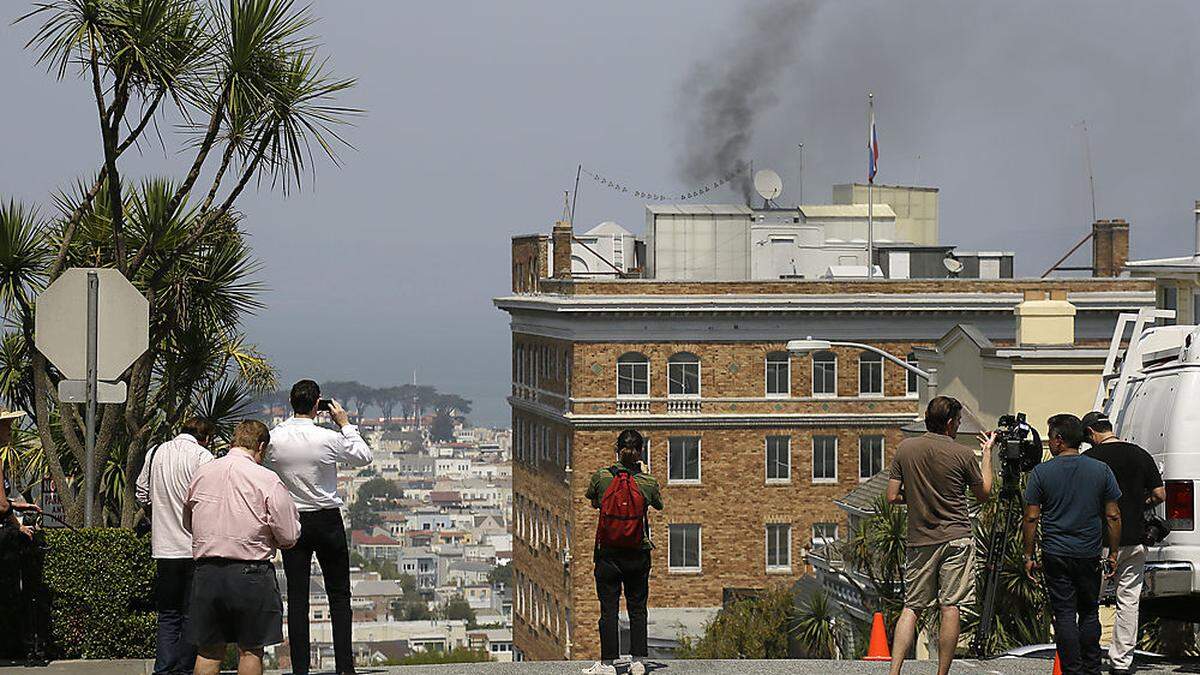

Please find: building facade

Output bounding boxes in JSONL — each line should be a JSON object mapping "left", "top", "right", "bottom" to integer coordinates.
{"left": 497, "top": 218, "right": 1153, "bottom": 661}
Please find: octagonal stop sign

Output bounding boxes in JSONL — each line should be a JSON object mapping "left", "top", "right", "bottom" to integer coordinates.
{"left": 35, "top": 268, "right": 149, "bottom": 381}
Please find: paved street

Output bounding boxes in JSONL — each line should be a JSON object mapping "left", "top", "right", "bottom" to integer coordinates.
{"left": 0, "top": 658, "right": 1192, "bottom": 675}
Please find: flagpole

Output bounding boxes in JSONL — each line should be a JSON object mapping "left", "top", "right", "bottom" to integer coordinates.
{"left": 867, "top": 92, "right": 874, "bottom": 279}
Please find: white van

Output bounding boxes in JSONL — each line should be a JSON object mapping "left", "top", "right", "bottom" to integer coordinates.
{"left": 1097, "top": 309, "right": 1200, "bottom": 620}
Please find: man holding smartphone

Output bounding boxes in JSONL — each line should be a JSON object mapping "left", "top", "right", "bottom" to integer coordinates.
{"left": 266, "top": 380, "right": 373, "bottom": 675}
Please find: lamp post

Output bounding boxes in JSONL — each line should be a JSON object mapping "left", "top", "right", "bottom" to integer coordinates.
{"left": 786, "top": 337, "right": 938, "bottom": 410}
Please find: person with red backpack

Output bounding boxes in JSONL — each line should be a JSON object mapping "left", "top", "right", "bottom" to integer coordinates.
{"left": 582, "top": 429, "right": 663, "bottom": 675}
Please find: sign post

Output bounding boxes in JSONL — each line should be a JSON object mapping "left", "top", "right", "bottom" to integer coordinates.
{"left": 35, "top": 268, "right": 149, "bottom": 528}
{"left": 84, "top": 272, "right": 98, "bottom": 528}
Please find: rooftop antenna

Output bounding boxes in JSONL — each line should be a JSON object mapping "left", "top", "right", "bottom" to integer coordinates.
{"left": 796, "top": 143, "right": 804, "bottom": 206}
{"left": 754, "top": 169, "right": 783, "bottom": 208}
{"left": 1075, "top": 119, "right": 1097, "bottom": 222}
{"left": 569, "top": 164, "right": 581, "bottom": 225}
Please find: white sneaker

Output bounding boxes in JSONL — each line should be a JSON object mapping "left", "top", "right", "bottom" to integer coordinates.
{"left": 581, "top": 662, "right": 617, "bottom": 675}
{"left": 630, "top": 660, "right": 646, "bottom": 675}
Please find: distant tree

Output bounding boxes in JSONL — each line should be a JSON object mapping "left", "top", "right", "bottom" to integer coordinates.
{"left": 414, "top": 385, "right": 438, "bottom": 420}
{"left": 487, "top": 562, "right": 512, "bottom": 589}
{"left": 358, "top": 476, "right": 402, "bottom": 502}
{"left": 392, "top": 598, "right": 433, "bottom": 622}
{"left": 396, "top": 573, "right": 418, "bottom": 597}
{"left": 440, "top": 596, "right": 478, "bottom": 628}
{"left": 433, "top": 393, "right": 473, "bottom": 418}
{"left": 676, "top": 586, "right": 795, "bottom": 659}
{"left": 430, "top": 410, "right": 455, "bottom": 442}
{"left": 348, "top": 498, "right": 382, "bottom": 530}
{"left": 376, "top": 386, "right": 404, "bottom": 423}
{"left": 387, "top": 647, "right": 489, "bottom": 665}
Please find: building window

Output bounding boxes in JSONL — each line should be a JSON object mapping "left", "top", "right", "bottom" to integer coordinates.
{"left": 859, "top": 435, "right": 884, "bottom": 480}
{"left": 812, "top": 522, "right": 839, "bottom": 547}
{"left": 812, "top": 351, "right": 836, "bottom": 397}
{"left": 668, "top": 524, "right": 701, "bottom": 572}
{"left": 765, "top": 436, "right": 790, "bottom": 483}
{"left": 765, "top": 523, "right": 791, "bottom": 571}
{"left": 617, "top": 352, "right": 650, "bottom": 397}
{"left": 859, "top": 353, "right": 883, "bottom": 397}
{"left": 765, "top": 351, "right": 790, "bottom": 398}
{"left": 667, "top": 352, "right": 701, "bottom": 397}
{"left": 1163, "top": 285, "right": 1178, "bottom": 326}
{"left": 812, "top": 435, "right": 838, "bottom": 483}
{"left": 668, "top": 437, "right": 701, "bottom": 483}
{"left": 906, "top": 354, "right": 920, "bottom": 398}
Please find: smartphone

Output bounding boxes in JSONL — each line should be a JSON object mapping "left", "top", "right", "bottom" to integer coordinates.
{"left": 317, "top": 399, "right": 332, "bottom": 412}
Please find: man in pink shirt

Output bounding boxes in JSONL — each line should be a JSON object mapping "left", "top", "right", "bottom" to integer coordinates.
{"left": 183, "top": 420, "right": 300, "bottom": 675}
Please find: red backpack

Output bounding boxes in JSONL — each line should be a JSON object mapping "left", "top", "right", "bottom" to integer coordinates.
{"left": 595, "top": 467, "right": 647, "bottom": 549}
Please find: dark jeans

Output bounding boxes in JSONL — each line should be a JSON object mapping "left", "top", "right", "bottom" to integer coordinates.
{"left": 154, "top": 558, "right": 196, "bottom": 675}
{"left": 1044, "top": 554, "right": 1102, "bottom": 675}
{"left": 0, "top": 524, "right": 46, "bottom": 663}
{"left": 282, "top": 509, "right": 354, "bottom": 675}
{"left": 594, "top": 548, "right": 651, "bottom": 661}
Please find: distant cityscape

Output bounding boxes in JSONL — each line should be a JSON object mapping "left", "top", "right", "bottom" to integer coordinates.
{"left": 255, "top": 401, "right": 516, "bottom": 668}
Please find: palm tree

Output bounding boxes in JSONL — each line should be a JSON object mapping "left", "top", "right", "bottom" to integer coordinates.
{"left": 8, "top": 0, "right": 357, "bottom": 527}
{"left": 793, "top": 590, "right": 841, "bottom": 659}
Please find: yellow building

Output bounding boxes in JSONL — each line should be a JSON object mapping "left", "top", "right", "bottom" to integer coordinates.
{"left": 915, "top": 290, "right": 1110, "bottom": 431}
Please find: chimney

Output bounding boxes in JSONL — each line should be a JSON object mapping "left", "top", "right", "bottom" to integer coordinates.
{"left": 1015, "top": 289, "right": 1076, "bottom": 346}
{"left": 1091, "top": 219, "right": 1129, "bottom": 277}
{"left": 552, "top": 219, "right": 573, "bottom": 280}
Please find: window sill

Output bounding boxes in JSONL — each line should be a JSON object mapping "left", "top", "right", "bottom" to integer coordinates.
{"left": 812, "top": 392, "right": 837, "bottom": 399}
{"left": 765, "top": 478, "right": 792, "bottom": 486}
{"left": 765, "top": 393, "right": 790, "bottom": 400}
{"left": 811, "top": 478, "right": 838, "bottom": 484}
{"left": 766, "top": 567, "right": 793, "bottom": 575}
{"left": 668, "top": 567, "right": 703, "bottom": 575}
{"left": 858, "top": 393, "right": 885, "bottom": 399}
{"left": 667, "top": 479, "right": 702, "bottom": 486}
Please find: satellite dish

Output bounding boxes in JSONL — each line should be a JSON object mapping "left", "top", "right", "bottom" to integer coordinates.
{"left": 944, "top": 256, "right": 964, "bottom": 275}
{"left": 754, "top": 169, "right": 783, "bottom": 201}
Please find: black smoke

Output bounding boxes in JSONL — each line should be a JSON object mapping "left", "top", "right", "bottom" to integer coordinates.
{"left": 674, "top": 1, "right": 813, "bottom": 203}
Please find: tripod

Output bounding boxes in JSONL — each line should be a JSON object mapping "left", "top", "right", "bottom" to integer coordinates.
{"left": 971, "top": 476, "right": 1024, "bottom": 658}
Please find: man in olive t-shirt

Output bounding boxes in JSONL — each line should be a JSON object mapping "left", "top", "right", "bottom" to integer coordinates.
{"left": 886, "top": 396, "right": 994, "bottom": 675}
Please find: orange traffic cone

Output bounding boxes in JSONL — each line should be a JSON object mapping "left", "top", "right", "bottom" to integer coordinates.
{"left": 864, "top": 611, "right": 891, "bottom": 661}
{"left": 1051, "top": 650, "right": 1063, "bottom": 675}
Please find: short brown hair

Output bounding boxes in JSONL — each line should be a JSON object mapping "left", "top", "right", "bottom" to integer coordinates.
{"left": 180, "top": 417, "right": 216, "bottom": 443}
{"left": 925, "top": 396, "right": 963, "bottom": 434}
{"left": 232, "top": 420, "right": 270, "bottom": 451}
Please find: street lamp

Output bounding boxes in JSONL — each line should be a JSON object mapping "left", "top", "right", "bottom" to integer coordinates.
{"left": 786, "top": 337, "right": 937, "bottom": 404}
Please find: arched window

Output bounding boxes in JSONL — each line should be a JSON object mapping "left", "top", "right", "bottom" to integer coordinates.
{"left": 765, "top": 351, "right": 790, "bottom": 397}
{"left": 812, "top": 351, "right": 837, "bottom": 397}
{"left": 668, "top": 352, "right": 701, "bottom": 397}
{"left": 616, "top": 352, "right": 650, "bottom": 397}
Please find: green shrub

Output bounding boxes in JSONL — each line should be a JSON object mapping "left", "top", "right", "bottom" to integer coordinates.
{"left": 43, "top": 528, "right": 156, "bottom": 659}
{"left": 388, "top": 647, "right": 490, "bottom": 665}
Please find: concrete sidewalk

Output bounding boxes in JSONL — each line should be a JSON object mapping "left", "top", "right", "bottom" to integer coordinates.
{"left": 0, "top": 659, "right": 1189, "bottom": 674}
{"left": 0, "top": 658, "right": 1152, "bottom": 674}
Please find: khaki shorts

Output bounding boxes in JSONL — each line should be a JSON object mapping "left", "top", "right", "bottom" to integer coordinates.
{"left": 904, "top": 537, "right": 976, "bottom": 611}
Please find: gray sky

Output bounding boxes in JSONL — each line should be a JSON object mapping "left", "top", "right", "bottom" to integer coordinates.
{"left": 4, "top": 1, "right": 1200, "bottom": 426}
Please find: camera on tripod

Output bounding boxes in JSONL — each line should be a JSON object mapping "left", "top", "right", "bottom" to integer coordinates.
{"left": 972, "top": 412, "right": 1045, "bottom": 658}
{"left": 994, "top": 412, "right": 1043, "bottom": 484}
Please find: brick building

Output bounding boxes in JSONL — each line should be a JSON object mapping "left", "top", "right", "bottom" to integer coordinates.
{"left": 495, "top": 212, "right": 1154, "bottom": 661}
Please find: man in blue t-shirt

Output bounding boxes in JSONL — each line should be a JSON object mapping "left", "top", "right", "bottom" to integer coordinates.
{"left": 1022, "top": 414, "right": 1122, "bottom": 675}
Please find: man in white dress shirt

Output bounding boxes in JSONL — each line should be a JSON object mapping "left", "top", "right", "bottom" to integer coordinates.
{"left": 135, "top": 418, "right": 216, "bottom": 675}
{"left": 266, "top": 380, "right": 372, "bottom": 675}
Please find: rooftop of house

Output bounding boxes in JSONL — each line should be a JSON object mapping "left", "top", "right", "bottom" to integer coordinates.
{"left": 833, "top": 471, "right": 891, "bottom": 517}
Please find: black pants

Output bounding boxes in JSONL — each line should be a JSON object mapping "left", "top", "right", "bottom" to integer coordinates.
{"left": 594, "top": 548, "right": 651, "bottom": 661}
{"left": 1044, "top": 554, "right": 1102, "bottom": 675}
{"left": 0, "top": 524, "right": 45, "bottom": 663}
{"left": 282, "top": 509, "right": 354, "bottom": 674}
{"left": 154, "top": 558, "right": 196, "bottom": 674}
